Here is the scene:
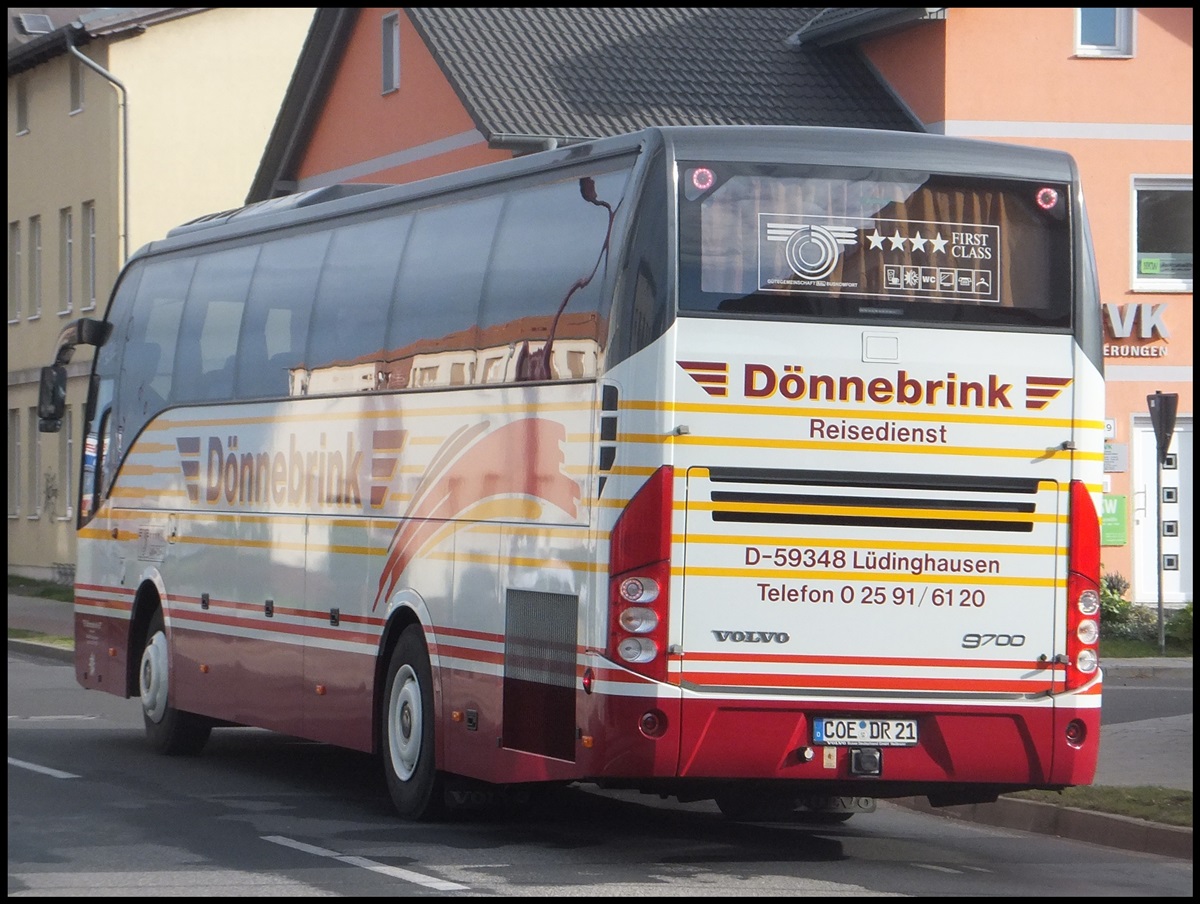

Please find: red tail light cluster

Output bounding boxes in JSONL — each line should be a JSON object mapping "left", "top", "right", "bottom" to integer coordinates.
{"left": 1065, "top": 479, "right": 1101, "bottom": 690}
{"left": 607, "top": 466, "right": 673, "bottom": 683}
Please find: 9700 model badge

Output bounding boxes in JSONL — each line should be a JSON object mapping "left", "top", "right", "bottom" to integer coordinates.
{"left": 712, "top": 630, "right": 790, "bottom": 643}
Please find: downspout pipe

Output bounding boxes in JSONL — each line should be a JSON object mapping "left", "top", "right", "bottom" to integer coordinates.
{"left": 65, "top": 34, "right": 129, "bottom": 263}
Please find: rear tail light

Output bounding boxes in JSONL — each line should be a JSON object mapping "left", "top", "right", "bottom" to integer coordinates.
{"left": 607, "top": 466, "right": 673, "bottom": 683}
{"left": 1065, "top": 479, "right": 1101, "bottom": 690}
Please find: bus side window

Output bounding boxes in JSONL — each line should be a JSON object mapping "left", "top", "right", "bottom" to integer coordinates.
{"left": 238, "top": 232, "right": 329, "bottom": 399}
{"left": 609, "top": 155, "right": 669, "bottom": 368}
{"left": 306, "top": 217, "right": 409, "bottom": 395}
{"left": 173, "top": 246, "right": 257, "bottom": 403}
{"left": 386, "top": 197, "right": 501, "bottom": 389}
{"left": 117, "top": 258, "right": 190, "bottom": 440}
{"left": 480, "top": 171, "right": 626, "bottom": 382}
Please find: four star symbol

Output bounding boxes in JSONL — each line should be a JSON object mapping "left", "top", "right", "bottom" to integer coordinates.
{"left": 868, "top": 229, "right": 950, "bottom": 253}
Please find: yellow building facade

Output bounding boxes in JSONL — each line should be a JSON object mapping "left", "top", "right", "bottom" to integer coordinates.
{"left": 7, "top": 8, "right": 315, "bottom": 579}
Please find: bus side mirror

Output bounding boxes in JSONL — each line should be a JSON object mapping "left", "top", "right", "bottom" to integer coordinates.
{"left": 38, "top": 365, "right": 67, "bottom": 432}
{"left": 76, "top": 317, "right": 113, "bottom": 349}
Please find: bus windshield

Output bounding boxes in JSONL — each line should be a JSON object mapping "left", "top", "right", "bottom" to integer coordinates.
{"left": 678, "top": 163, "right": 1073, "bottom": 329}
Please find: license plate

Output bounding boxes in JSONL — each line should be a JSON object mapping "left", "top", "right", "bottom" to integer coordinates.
{"left": 812, "top": 717, "right": 918, "bottom": 747}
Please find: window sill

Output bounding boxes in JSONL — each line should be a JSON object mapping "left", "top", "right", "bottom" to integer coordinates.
{"left": 1131, "top": 282, "right": 1192, "bottom": 295}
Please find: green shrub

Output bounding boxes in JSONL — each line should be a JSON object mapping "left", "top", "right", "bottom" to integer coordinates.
{"left": 1105, "top": 603, "right": 1159, "bottom": 642}
{"left": 1166, "top": 603, "right": 1192, "bottom": 647}
{"left": 1100, "top": 571, "right": 1132, "bottom": 627}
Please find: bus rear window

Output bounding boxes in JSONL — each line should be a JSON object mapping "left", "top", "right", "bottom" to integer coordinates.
{"left": 678, "top": 163, "right": 1073, "bottom": 329}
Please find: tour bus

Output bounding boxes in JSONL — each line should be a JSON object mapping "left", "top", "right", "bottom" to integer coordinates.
{"left": 40, "top": 125, "right": 1104, "bottom": 822}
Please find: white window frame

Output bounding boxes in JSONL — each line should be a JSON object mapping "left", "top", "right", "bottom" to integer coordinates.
{"left": 59, "top": 207, "right": 73, "bottom": 315}
{"left": 1131, "top": 175, "right": 1193, "bottom": 293}
{"left": 8, "top": 408, "right": 20, "bottom": 517}
{"left": 1075, "top": 8, "right": 1134, "bottom": 58}
{"left": 28, "top": 215, "right": 42, "bottom": 319}
{"left": 382, "top": 12, "right": 401, "bottom": 94}
{"left": 8, "top": 221, "right": 21, "bottom": 322}
{"left": 82, "top": 201, "right": 97, "bottom": 310}
{"left": 27, "top": 406, "right": 42, "bottom": 519}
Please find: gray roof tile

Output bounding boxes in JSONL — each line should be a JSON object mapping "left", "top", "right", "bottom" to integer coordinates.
{"left": 406, "top": 7, "right": 919, "bottom": 140}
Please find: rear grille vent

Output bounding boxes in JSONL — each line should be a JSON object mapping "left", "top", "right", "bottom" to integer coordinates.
{"left": 705, "top": 467, "right": 1041, "bottom": 533}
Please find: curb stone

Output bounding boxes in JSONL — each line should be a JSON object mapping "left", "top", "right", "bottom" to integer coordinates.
{"left": 890, "top": 795, "right": 1192, "bottom": 860}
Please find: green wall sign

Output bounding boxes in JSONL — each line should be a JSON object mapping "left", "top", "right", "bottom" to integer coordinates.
{"left": 1101, "top": 494, "right": 1127, "bottom": 546}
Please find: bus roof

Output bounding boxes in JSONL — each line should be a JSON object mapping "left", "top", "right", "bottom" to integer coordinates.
{"left": 138, "top": 125, "right": 1079, "bottom": 262}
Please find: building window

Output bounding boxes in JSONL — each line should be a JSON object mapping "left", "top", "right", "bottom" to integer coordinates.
{"left": 57, "top": 406, "right": 74, "bottom": 520}
{"left": 8, "top": 409, "right": 20, "bottom": 516}
{"left": 70, "top": 56, "right": 84, "bottom": 113}
{"left": 59, "top": 207, "right": 73, "bottom": 314}
{"left": 8, "top": 221, "right": 21, "bottom": 322}
{"left": 1076, "top": 8, "right": 1134, "bottom": 57}
{"left": 1132, "top": 177, "right": 1192, "bottom": 292}
{"left": 382, "top": 12, "right": 400, "bottom": 94}
{"left": 27, "top": 406, "right": 41, "bottom": 518}
{"left": 28, "top": 215, "right": 42, "bottom": 319}
{"left": 16, "top": 79, "right": 29, "bottom": 133}
{"left": 82, "top": 201, "right": 97, "bottom": 310}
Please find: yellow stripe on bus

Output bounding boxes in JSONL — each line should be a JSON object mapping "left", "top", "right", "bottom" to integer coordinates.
{"left": 149, "top": 400, "right": 597, "bottom": 431}
{"left": 626, "top": 433, "right": 1101, "bottom": 461}
{"left": 679, "top": 533, "right": 1058, "bottom": 556}
{"left": 677, "top": 565, "right": 1056, "bottom": 587}
{"left": 621, "top": 398, "right": 1105, "bottom": 431}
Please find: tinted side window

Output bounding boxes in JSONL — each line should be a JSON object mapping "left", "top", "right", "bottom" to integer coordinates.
{"left": 609, "top": 150, "right": 669, "bottom": 367}
{"left": 115, "top": 257, "right": 192, "bottom": 441}
{"left": 481, "top": 168, "right": 628, "bottom": 382}
{"left": 386, "top": 197, "right": 503, "bottom": 388}
{"left": 306, "top": 216, "right": 410, "bottom": 395}
{"left": 237, "top": 231, "right": 329, "bottom": 398}
{"left": 173, "top": 246, "right": 258, "bottom": 403}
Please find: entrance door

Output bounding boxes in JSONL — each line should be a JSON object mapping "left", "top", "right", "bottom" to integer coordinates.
{"left": 1132, "top": 417, "right": 1192, "bottom": 605}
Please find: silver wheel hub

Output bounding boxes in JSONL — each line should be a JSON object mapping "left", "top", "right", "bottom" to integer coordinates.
{"left": 139, "top": 629, "right": 169, "bottom": 723}
{"left": 387, "top": 664, "right": 422, "bottom": 781}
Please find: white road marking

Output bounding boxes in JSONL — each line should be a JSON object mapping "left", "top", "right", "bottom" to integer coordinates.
{"left": 8, "top": 756, "right": 80, "bottom": 779}
{"left": 262, "top": 834, "right": 469, "bottom": 891}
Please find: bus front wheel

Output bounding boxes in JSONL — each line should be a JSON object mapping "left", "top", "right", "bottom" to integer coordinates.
{"left": 382, "top": 625, "right": 445, "bottom": 821}
{"left": 139, "top": 608, "right": 212, "bottom": 755}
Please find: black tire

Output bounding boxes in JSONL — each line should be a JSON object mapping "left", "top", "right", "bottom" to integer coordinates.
{"left": 381, "top": 625, "right": 444, "bottom": 821}
{"left": 139, "top": 608, "right": 212, "bottom": 756}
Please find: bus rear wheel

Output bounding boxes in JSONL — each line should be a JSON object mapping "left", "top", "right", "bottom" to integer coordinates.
{"left": 140, "top": 608, "right": 212, "bottom": 755}
{"left": 382, "top": 625, "right": 444, "bottom": 821}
